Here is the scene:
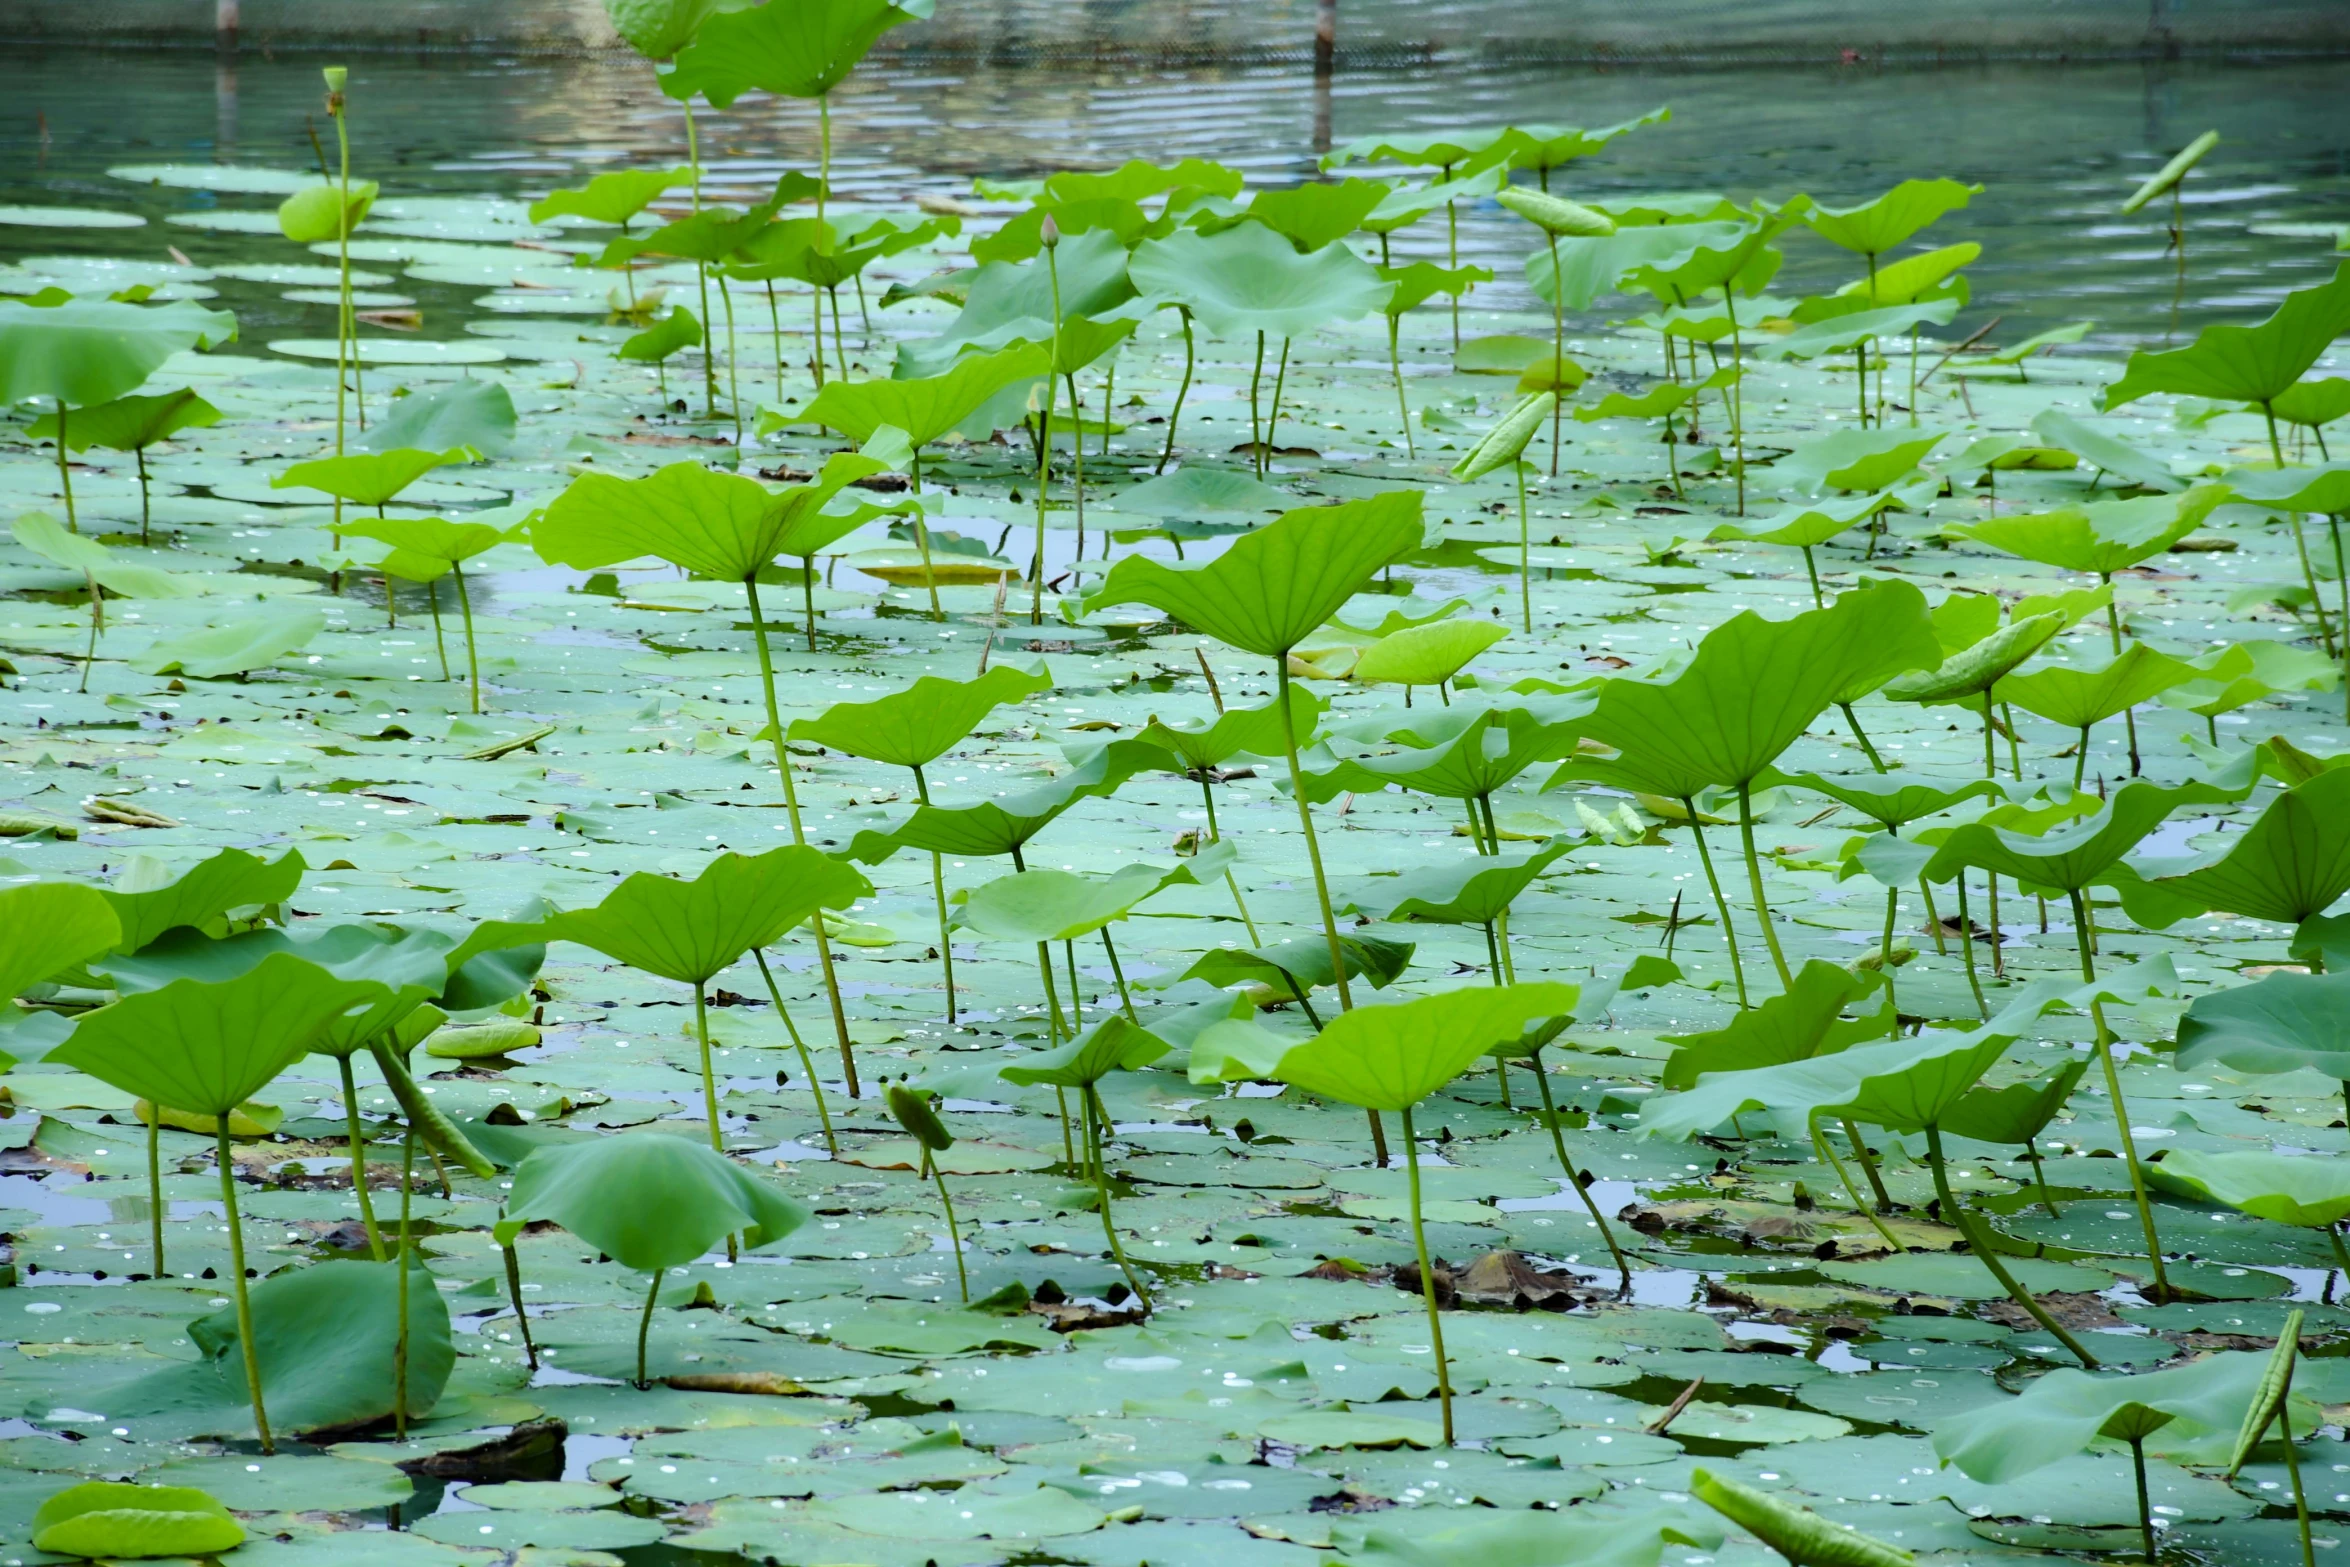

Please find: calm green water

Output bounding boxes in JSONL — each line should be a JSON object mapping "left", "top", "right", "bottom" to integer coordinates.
{"left": 0, "top": 48, "right": 2345, "bottom": 351}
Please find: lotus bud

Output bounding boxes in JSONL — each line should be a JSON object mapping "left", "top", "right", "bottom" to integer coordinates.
{"left": 1039, "top": 214, "right": 1061, "bottom": 249}
{"left": 322, "top": 65, "right": 348, "bottom": 91}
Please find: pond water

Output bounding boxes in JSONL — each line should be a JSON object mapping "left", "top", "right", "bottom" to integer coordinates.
{"left": 2, "top": 49, "right": 2346, "bottom": 348}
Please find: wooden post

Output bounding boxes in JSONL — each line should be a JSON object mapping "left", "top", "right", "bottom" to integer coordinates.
{"left": 217, "top": 0, "right": 239, "bottom": 51}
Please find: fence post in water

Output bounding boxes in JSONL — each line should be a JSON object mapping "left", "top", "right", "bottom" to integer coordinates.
{"left": 1312, "top": 0, "right": 1336, "bottom": 153}
{"left": 216, "top": 0, "right": 239, "bottom": 51}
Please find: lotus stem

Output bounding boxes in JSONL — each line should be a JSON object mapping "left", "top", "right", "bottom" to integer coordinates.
{"left": 1680, "top": 796, "right": 1749, "bottom": 1009}
{"left": 1722, "top": 288, "right": 1749, "bottom": 515}
{"left": 691, "top": 986, "right": 723, "bottom": 1153}
{"left": 1443, "top": 187, "right": 1461, "bottom": 349}
{"left": 1064, "top": 938, "right": 1083, "bottom": 1025}
{"left": 1398, "top": 1105, "right": 1453, "bottom": 1444}
{"left": 2070, "top": 890, "right": 2170, "bottom": 1302}
{"left": 1923, "top": 1122, "right": 2097, "bottom": 1367}
{"left": 1158, "top": 306, "right": 1195, "bottom": 474}
{"left": 338, "top": 1053, "right": 385, "bottom": 1259}
{"left": 1513, "top": 459, "right": 1533, "bottom": 634}
{"left": 1065, "top": 372, "right": 1087, "bottom": 569}
{"left": 2270, "top": 406, "right": 2339, "bottom": 659}
{"left": 451, "top": 561, "right": 482, "bottom": 714}
{"left": 2024, "top": 1135, "right": 2062, "bottom": 1219}
{"left": 1085, "top": 1084, "right": 1150, "bottom": 1310}
{"left": 1265, "top": 338, "right": 1290, "bottom": 467}
{"left": 146, "top": 1113, "right": 164, "bottom": 1278}
{"left": 635, "top": 1268, "right": 662, "bottom": 1389}
{"left": 1921, "top": 879, "right": 1948, "bottom": 956}
{"left": 829, "top": 289, "right": 849, "bottom": 379}
{"left": 1037, "top": 941, "right": 1068, "bottom": 1040}
{"left": 215, "top": 1123, "right": 274, "bottom": 1452}
{"left": 908, "top": 455, "right": 943, "bottom": 622}
{"left": 910, "top": 764, "right": 956, "bottom": 1022}
{"left": 1029, "top": 405, "right": 1050, "bottom": 625}
{"left": 765, "top": 279, "right": 783, "bottom": 403}
{"left": 1100, "top": 927, "right": 1139, "bottom": 1024}
{"left": 685, "top": 103, "right": 715, "bottom": 418}
{"left": 924, "top": 1149, "right": 969, "bottom": 1304}
{"left": 1801, "top": 546, "right": 1823, "bottom": 609}
{"left": 1812, "top": 1119, "right": 1905, "bottom": 1253}
{"left": 1880, "top": 885, "right": 1899, "bottom": 1014}
{"left": 1843, "top": 1118, "right": 1896, "bottom": 1213}
{"left": 395, "top": 1122, "right": 413, "bottom": 1441}
{"left": 1736, "top": 783, "right": 1793, "bottom": 988}
{"left": 1547, "top": 234, "right": 1566, "bottom": 475}
{"left": 2075, "top": 725, "right": 2090, "bottom": 790}
{"left": 1529, "top": 1051, "right": 1632, "bottom": 1294}
{"left": 502, "top": 1239, "right": 538, "bottom": 1370}
{"left": 2278, "top": 1386, "right": 2317, "bottom": 1567}
{"left": 1197, "top": 776, "right": 1261, "bottom": 943}
{"left": 745, "top": 578, "right": 861, "bottom": 1097}
{"left": 810, "top": 280, "right": 825, "bottom": 390}
{"left": 1054, "top": 1085, "right": 1075, "bottom": 1168}
{"left": 1248, "top": 332, "right": 1266, "bottom": 477}
{"left": 798, "top": 552, "right": 821, "bottom": 651}
{"left": 751, "top": 948, "right": 835, "bottom": 1156}
{"left": 2330, "top": 517, "right": 2349, "bottom": 725}
{"left": 1955, "top": 876, "right": 1988, "bottom": 1020}
{"left": 1387, "top": 311, "right": 1414, "bottom": 459}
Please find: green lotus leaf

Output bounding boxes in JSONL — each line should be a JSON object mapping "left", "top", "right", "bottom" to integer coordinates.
{"left": 846, "top": 739, "right": 1164, "bottom": 863}
{"left": 793, "top": 663, "right": 1051, "bottom": 770}
{"left": 1491, "top": 108, "right": 1671, "bottom": 176}
{"left": 0, "top": 880, "right": 120, "bottom": 1013}
{"left": 2151, "top": 1148, "right": 2350, "bottom": 1229}
{"left": 54, "top": 951, "right": 389, "bottom": 1116}
{"left": 100, "top": 846, "right": 305, "bottom": 953}
{"left": 2121, "top": 129, "right": 2221, "bottom": 214}
{"left": 1330, "top": 704, "right": 1587, "bottom": 803}
{"left": 1131, "top": 687, "right": 1321, "bottom": 774}
{"left": 546, "top": 846, "right": 871, "bottom": 985}
{"left": 999, "top": 1013, "right": 1170, "bottom": 1088}
{"left": 1689, "top": 1469, "right": 1911, "bottom": 1567}
{"left": 798, "top": 342, "right": 1049, "bottom": 448}
{"left": 1618, "top": 208, "right": 1799, "bottom": 302}
{"left": 1995, "top": 642, "right": 2201, "bottom": 729}
{"left": 97, "top": 920, "right": 454, "bottom": 1057}
{"left": 1765, "top": 299, "right": 1958, "bottom": 362}
{"left": 276, "top": 180, "right": 379, "bottom": 243}
{"left": 2027, "top": 408, "right": 2183, "bottom": 492}
{"left": 1332, "top": 1502, "right": 1716, "bottom": 1567}
{"left": 1042, "top": 156, "right": 1242, "bottom": 205}
{"left": 2105, "top": 260, "right": 2350, "bottom": 409}
{"left": 23, "top": 386, "right": 218, "bottom": 454}
{"left": 533, "top": 453, "right": 884, "bottom": 581}
{"left": 1805, "top": 177, "right": 1980, "bottom": 257}
{"left": 1707, "top": 488, "right": 1896, "bottom": 547}
{"left": 886, "top": 1083, "right": 953, "bottom": 1151}
{"left": 1176, "top": 931, "right": 1414, "bottom": 1001}
{"left": 339, "top": 514, "right": 506, "bottom": 565}
{"left": 1450, "top": 391, "right": 1555, "bottom": 480}
{"left": 2175, "top": 969, "right": 2350, "bottom": 1079}
{"left": 31, "top": 1481, "right": 243, "bottom": 1560}
{"left": 604, "top": 0, "right": 721, "bottom": 59}
{"left": 1357, "top": 837, "right": 1573, "bottom": 927}
{"left": 357, "top": 378, "right": 517, "bottom": 456}
{"left": 1884, "top": 765, "right": 2256, "bottom": 897}
{"left": 501, "top": 1133, "right": 808, "bottom": 1270}
{"left": 1111, "top": 465, "right": 1292, "bottom": 518}
{"left": 2106, "top": 766, "right": 2350, "bottom": 929}
{"left": 1660, "top": 958, "right": 1892, "bottom": 1090}
{"left": 1775, "top": 428, "right": 1949, "bottom": 495}
{"left": 106, "top": 1256, "right": 455, "bottom": 1433}
{"left": 1241, "top": 177, "right": 1394, "bottom": 251}
{"left": 1085, "top": 491, "right": 1423, "bottom": 658}
{"left": 1349, "top": 617, "right": 1509, "bottom": 689}
{"left": 13, "top": 512, "right": 194, "bottom": 600}
{"left": 1379, "top": 259, "right": 1492, "bottom": 317}
{"left": 528, "top": 164, "right": 693, "bottom": 225}
{"left": 1127, "top": 223, "right": 1393, "bottom": 340}
{"left": 1940, "top": 1058, "right": 2088, "bottom": 1145}
{"left": 1273, "top": 983, "right": 1579, "bottom": 1112}
{"left": 607, "top": 203, "right": 779, "bottom": 268}
{"left": 1947, "top": 483, "right": 2228, "bottom": 575}
{"left": 1932, "top": 1349, "right": 2291, "bottom": 1484}
{"left": 272, "top": 445, "right": 473, "bottom": 507}
{"left": 898, "top": 227, "right": 1131, "bottom": 379}
{"left": 1496, "top": 187, "right": 1615, "bottom": 238}
{"left": 1843, "top": 241, "right": 1980, "bottom": 305}
{"left": 618, "top": 304, "right": 702, "bottom": 364}
{"left": 2223, "top": 460, "right": 2350, "bottom": 515}
{"left": 1761, "top": 767, "right": 2002, "bottom": 829}
{"left": 952, "top": 843, "right": 1233, "bottom": 944}
{"left": 662, "top": 0, "right": 931, "bottom": 105}
{"left": 1323, "top": 129, "right": 1508, "bottom": 172}
{"left": 1883, "top": 611, "right": 2065, "bottom": 704}
{"left": 1575, "top": 382, "right": 1697, "bottom": 424}
{"left": 0, "top": 296, "right": 237, "bottom": 408}
{"left": 131, "top": 601, "right": 325, "bottom": 678}
{"left": 1529, "top": 222, "right": 1747, "bottom": 312}
{"left": 2272, "top": 377, "right": 2350, "bottom": 429}
{"left": 1558, "top": 579, "right": 1938, "bottom": 799}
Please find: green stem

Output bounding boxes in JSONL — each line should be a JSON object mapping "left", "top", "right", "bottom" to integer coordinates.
{"left": 1158, "top": 306, "right": 1194, "bottom": 474}
{"left": 2128, "top": 1434, "right": 2155, "bottom": 1561}
{"left": 925, "top": 1151, "right": 968, "bottom": 1304}
{"left": 338, "top": 1053, "right": 384, "bottom": 1260}
{"left": 1248, "top": 331, "right": 1265, "bottom": 477}
{"left": 2025, "top": 1135, "right": 2062, "bottom": 1219}
{"left": 1086, "top": 1084, "right": 1150, "bottom": 1310}
{"left": 1199, "top": 777, "right": 1260, "bottom": 943}
{"left": 1514, "top": 458, "right": 1533, "bottom": 634}
{"left": 1399, "top": 1105, "right": 1453, "bottom": 1445}
{"left": 1681, "top": 798, "right": 1749, "bottom": 1009}
{"left": 1925, "top": 1122, "right": 2097, "bottom": 1366}
{"left": 1277, "top": 660, "right": 1352, "bottom": 1013}
{"left": 53, "top": 403, "right": 74, "bottom": 532}
{"left": 1838, "top": 702, "right": 1886, "bottom": 772}
{"left": 1737, "top": 782, "right": 1793, "bottom": 988}
{"left": 1037, "top": 942, "right": 1068, "bottom": 1040}
{"left": 1265, "top": 338, "right": 1290, "bottom": 466}
{"left": 426, "top": 579, "right": 451, "bottom": 681}
{"left": 2280, "top": 1385, "right": 2317, "bottom": 1567}
{"left": 635, "top": 1268, "right": 663, "bottom": 1389}
{"left": 1529, "top": 1053, "right": 1631, "bottom": 1293}
{"left": 216, "top": 1124, "right": 273, "bottom": 1451}
{"left": 395, "top": 1122, "right": 413, "bottom": 1441}
{"left": 911, "top": 763, "right": 956, "bottom": 1022}
{"left": 1956, "top": 876, "right": 1988, "bottom": 1021}
{"left": 1101, "top": 927, "right": 1139, "bottom": 1024}
{"left": 751, "top": 948, "right": 835, "bottom": 1157}
{"left": 452, "top": 560, "right": 480, "bottom": 715}
{"left": 1801, "top": 545, "right": 1823, "bottom": 609}
{"left": 692, "top": 986, "right": 722, "bottom": 1152}
{"left": 1880, "top": 885, "right": 1900, "bottom": 1015}
{"left": 1388, "top": 310, "right": 1414, "bottom": 460}
{"left": 2271, "top": 406, "right": 2339, "bottom": 658}
{"left": 1065, "top": 372, "right": 1088, "bottom": 570}
{"left": 147, "top": 1113, "right": 164, "bottom": 1278}
{"left": 502, "top": 1239, "right": 537, "bottom": 1369}
{"left": 1843, "top": 1118, "right": 1895, "bottom": 1212}
{"left": 1812, "top": 1119, "right": 1905, "bottom": 1253}
{"left": 2072, "top": 890, "right": 2169, "bottom": 1303}
{"left": 745, "top": 578, "right": 860, "bottom": 1097}
{"left": 1548, "top": 233, "right": 1565, "bottom": 476}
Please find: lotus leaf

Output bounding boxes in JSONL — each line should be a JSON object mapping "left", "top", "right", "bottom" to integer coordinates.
{"left": 31, "top": 1482, "right": 243, "bottom": 1560}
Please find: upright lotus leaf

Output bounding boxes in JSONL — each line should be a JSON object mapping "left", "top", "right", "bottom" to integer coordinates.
{"left": 2225, "top": 461, "right": 2350, "bottom": 516}
{"left": 1996, "top": 642, "right": 2199, "bottom": 731}
{"left": 846, "top": 739, "right": 1164, "bottom": 864}
{"left": 1946, "top": 483, "right": 2228, "bottom": 576}
{"left": 100, "top": 847, "right": 306, "bottom": 953}
{"left": 1359, "top": 838, "right": 1574, "bottom": 927}
{"left": 1707, "top": 489, "right": 1899, "bottom": 605}
{"left": 1241, "top": 178, "right": 1394, "bottom": 252}
{"left": 1764, "top": 299, "right": 1959, "bottom": 363}
{"left": 1776, "top": 428, "right": 1948, "bottom": 496}
{"left": 1349, "top": 618, "right": 1510, "bottom": 691}
{"left": 340, "top": 515, "right": 506, "bottom": 566}
{"left": 24, "top": 387, "right": 218, "bottom": 458}
{"left": 1932, "top": 1348, "right": 2300, "bottom": 1557}
{"left": 798, "top": 342, "right": 1049, "bottom": 447}
{"left": 96, "top": 921, "right": 453, "bottom": 1052}
{"left": 1882, "top": 611, "right": 2065, "bottom": 706}
{"left": 953, "top": 845, "right": 1234, "bottom": 945}
{"left": 1905, "top": 769, "right": 2257, "bottom": 900}
{"left": 1689, "top": 1471, "right": 1912, "bottom": 1567}
{"left": 2123, "top": 129, "right": 2221, "bottom": 214}
{"left": 618, "top": 304, "right": 702, "bottom": 370}
{"left": 0, "top": 296, "right": 239, "bottom": 408}
{"left": 1323, "top": 130, "right": 1508, "bottom": 174}
{"left": 1940, "top": 1057, "right": 2089, "bottom": 1206}
{"left": 898, "top": 228, "right": 1133, "bottom": 379}
{"left": 104, "top": 1257, "right": 454, "bottom": 1437}
{"left": 2028, "top": 408, "right": 2183, "bottom": 492}
{"left": 2103, "top": 767, "right": 2350, "bottom": 930}
{"left": 2175, "top": 970, "right": 2350, "bottom": 1079}
{"left": 2152, "top": 1149, "right": 2350, "bottom": 1230}
{"left": 662, "top": 0, "right": 932, "bottom": 105}
{"left": 2105, "top": 260, "right": 2350, "bottom": 415}
{"left": 1841, "top": 241, "right": 1980, "bottom": 306}
{"left": 528, "top": 165, "right": 693, "bottom": 226}
{"left": 1126, "top": 225, "right": 1393, "bottom": 341}
{"left": 1451, "top": 391, "right": 1556, "bottom": 629}
{"left": 1495, "top": 188, "right": 1614, "bottom": 239}
{"left": 0, "top": 881, "right": 120, "bottom": 1019}
{"left": 1176, "top": 933, "right": 1415, "bottom": 1013}
{"left": 502, "top": 1133, "right": 808, "bottom": 1382}
{"left": 1043, "top": 157, "right": 1245, "bottom": 206}
{"left": 534, "top": 453, "right": 884, "bottom": 580}
{"left": 1659, "top": 959, "right": 1892, "bottom": 1090}
{"left": 357, "top": 379, "right": 517, "bottom": 457}
{"left": 1493, "top": 107, "right": 1671, "bottom": 183}
{"left": 604, "top": 0, "right": 720, "bottom": 59}
{"left": 2274, "top": 377, "right": 2350, "bottom": 429}
{"left": 12, "top": 511, "right": 199, "bottom": 685}
{"left": 276, "top": 180, "right": 378, "bottom": 244}
{"left": 998, "top": 1012, "right": 1170, "bottom": 1088}
{"left": 131, "top": 603, "right": 326, "bottom": 680}
{"left": 30, "top": 1482, "right": 244, "bottom": 1562}
{"left": 1323, "top": 703, "right": 1588, "bottom": 805}
{"left": 1804, "top": 178, "right": 1981, "bottom": 260}
{"left": 1134, "top": 686, "right": 1322, "bottom": 774}
{"left": 793, "top": 664, "right": 1052, "bottom": 771}
{"left": 1331, "top": 1503, "right": 1717, "bottom": 1567}
{"left": 272, "top": 446, "right": 473, "bottom": 508}
{"left": 546, "top": 847, "right": 870, "bottom": 1148}
{"left": 1762, "top": 768, "right": 2003, "bottom": 830}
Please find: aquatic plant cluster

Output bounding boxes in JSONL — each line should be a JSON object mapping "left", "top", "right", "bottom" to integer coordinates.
{"left": 3, "top": 2, "right": 2350, "bottom": 1564}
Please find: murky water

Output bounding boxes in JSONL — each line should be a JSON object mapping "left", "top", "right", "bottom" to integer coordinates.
{"left": 2, "top": 48, "right": 2345, "bottom": 350}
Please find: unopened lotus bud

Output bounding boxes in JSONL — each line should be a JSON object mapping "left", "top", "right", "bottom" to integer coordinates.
{"left": 322, "top": 65, "right": 348, "bottom": 91}
{"left": 1039, "top": 214, "right": 1061, "bottom": 248}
